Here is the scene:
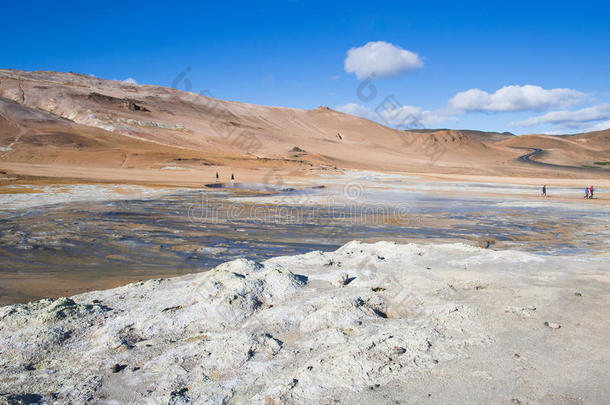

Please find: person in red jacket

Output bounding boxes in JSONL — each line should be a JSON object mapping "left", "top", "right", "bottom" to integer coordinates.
{"left": 589, "top": 186, "right": 594, "bottom": 199}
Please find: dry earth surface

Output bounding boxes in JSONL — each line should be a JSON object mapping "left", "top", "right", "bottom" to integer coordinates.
{"left": 1, "top": 241, "right": 608, "bottom": 404}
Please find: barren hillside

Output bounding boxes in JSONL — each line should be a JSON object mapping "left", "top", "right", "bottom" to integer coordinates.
{"left": 0, "top": 69, "right": 608, "bottom": 184}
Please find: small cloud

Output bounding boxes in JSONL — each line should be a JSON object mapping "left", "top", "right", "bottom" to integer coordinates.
{"left": 449, "top": 85, "right": 585, "bottom": 113}
{"left": 542, "top": 119, "right": 610, "bottom": 134}
{"left": 512, "top": 103, "right": 610, "bottom": 128}
{"left": 335, "top": 103, "right": 378, "bottom": 121}
{"left": 123, "top": 77, "right": 138, "bottom": 85}
{"left": 330, "top": 75, "right": 341, "bottom": 81}
{"left": 344, "top": 41, "right": 423, "bottom": 79}
{"left": 335, "top": 102, "right": 455, "bottom": 129}
{"left": 587, "top": 120, "right": 610, "bottom": 131}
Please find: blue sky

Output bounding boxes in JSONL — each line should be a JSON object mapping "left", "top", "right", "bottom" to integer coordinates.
{"left": 3, "top": 0, "right": 610, "bottom": 134}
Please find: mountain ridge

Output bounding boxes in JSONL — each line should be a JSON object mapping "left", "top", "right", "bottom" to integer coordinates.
{"left": 0, "top": 68, "right": 608, "bottom": 184}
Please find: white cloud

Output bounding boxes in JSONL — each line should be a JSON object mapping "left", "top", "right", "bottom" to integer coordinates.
{"left": 335, "top": 102, "right": 455, "bottom": 129}
{"left": 512, "top": 103, "right": 610, "bottom": 128}
{"left": 336, "top": 103, "right": 378, "bottom": 121}
{"left": 344, "top": 41, "right": 423, "bottom": 79}
{"left": 449, "top": 85, "right": 585, "bottom": 112}
{"left": 123, "top": 77, "right": 138, "bottom": 85}
{"left": 587, "top": 120, "right": 610, "bottom": 132}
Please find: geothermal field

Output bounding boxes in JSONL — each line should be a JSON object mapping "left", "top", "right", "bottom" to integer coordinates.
{"left": 0, "top": 65, "right": 608, "bottom": 405}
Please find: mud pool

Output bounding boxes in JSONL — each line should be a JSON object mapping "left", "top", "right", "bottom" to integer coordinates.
{"left": 0, "top": 181, "right": 608, "bottom": 304}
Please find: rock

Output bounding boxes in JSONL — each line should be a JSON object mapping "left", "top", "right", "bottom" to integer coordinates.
{"left": 544, "top": 322, "right": 561, "bottom": 329}
{"left": 111, "top": 364, "right": 127, "bottom": 373}
{"left": 169, "top": 387, "right": 189, "bottom": 403}
{"left": 39, "top": 297, "right": 108, "bottom": 322}
{"left": 334, "top": 272, "right": 352, "bottom": 287}
{"left": 42, "top": 297, "right": 78, "bottom": 321}
{"left": 574, "top": 292, "right": 582, "bottom": 297}
{"left": 393, "top": 346, "right": 406, "bottom": 355}
{"left": 505, "top": 305, "right": 536, "bottom": 317}
{"left": 2, "top": 394, "right": 47, "bottom": 404}
{"left": 162, "top": 305, "right": 183, "bottom": 313}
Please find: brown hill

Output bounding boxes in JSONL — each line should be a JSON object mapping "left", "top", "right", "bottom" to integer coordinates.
{"left": 500, "top": 131, "right": 610, "bottom": 168}
{"left": 565, "top": 128, "right": 610, "bottom": 145}
{"left": 0, "top": 68, "right": 608, "bottom": 184}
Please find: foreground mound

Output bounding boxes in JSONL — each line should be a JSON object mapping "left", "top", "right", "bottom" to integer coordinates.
{"left": 1, "top": 241, "right": 609, "bottom": 404}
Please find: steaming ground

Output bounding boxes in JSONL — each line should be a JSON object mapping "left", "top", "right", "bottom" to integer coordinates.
{"left": 1, "top": 241, "right": 609, "bottom": 404}
{"left": 0, "top": 184, "right": 185, "bottom": 211}
{"left": 1, "top": 175, "right": 608, "bottom": 306}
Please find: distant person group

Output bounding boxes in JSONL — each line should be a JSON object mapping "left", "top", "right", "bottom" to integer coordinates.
{"left": 540, "top": 185, "right": 597, "bottom": 199}
{"left": 584, "top": 186, "right": 594, "bottom": 199}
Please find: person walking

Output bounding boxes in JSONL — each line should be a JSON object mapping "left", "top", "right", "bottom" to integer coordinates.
{"left": 590, "top": 185, "right": 594, "bottom": 199}
{"left": 231, "top": 173, "right": 235, "bottom": 187}
{"left": 542, "top": 185, "right": 547, "bottom": 198}
{"left": 216, "top": 172, "right": 219, "bottom": 183}
{"left": 585, "top": 187, "right": 590, "bottom": 199}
